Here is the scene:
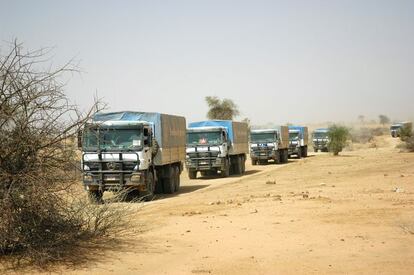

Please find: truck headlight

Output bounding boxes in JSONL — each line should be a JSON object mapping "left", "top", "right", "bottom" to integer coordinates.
{"left": 84, "top": 174, "right": 93, "bottom": 182}
{"left": 83, "top": 165, "right": 90, "bottom": 171}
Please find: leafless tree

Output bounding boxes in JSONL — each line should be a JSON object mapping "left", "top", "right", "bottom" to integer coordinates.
{"left": 0, "top": 40, "right": 129, "bottom": 269}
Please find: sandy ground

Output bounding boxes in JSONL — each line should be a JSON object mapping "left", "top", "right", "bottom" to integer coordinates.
{"left": 34, "top": 136, "right": 414, "bottom": 274}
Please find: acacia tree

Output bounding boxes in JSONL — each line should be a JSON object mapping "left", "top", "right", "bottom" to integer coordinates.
{"left": 327, "top": 125, "right": 350, "bottom": 156}
{"left": 205, "top": 96, "right": 240, "bottom": 120}
{"left": 378, "top": 114, "right": 390, "bottom": 125}
{"left": 0, "top": 41, "right": 126, "bottom": 268}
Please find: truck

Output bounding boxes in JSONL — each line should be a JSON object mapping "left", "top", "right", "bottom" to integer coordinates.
{"left": 312, "top": 128, "right": 330, "bottom": 152}
{"left": 288, "top": 126, "right": 309, "bottom": 158}
{"left": 249, "top": 127, "right": 289, "bottom": 165}
{"left": 390, "top": 122, "right": 412, "bottom": 138}
{"left": 79, "top": 111, "right": 186, "bottom": 202}
{"left": 186, "top": 120, "right": 249, "bottom": 179}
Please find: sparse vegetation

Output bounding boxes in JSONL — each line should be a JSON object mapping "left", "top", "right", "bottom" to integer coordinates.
{"left": 0, "top": 41, "right": 131, "bottom": 269}
{"left": 205, "top": 96, "right": 239, "bottom": 120}
{"left": 328, "top": 125, "right": 350, "bottom": 155}
{"left": 379, "top": 114, "right": 390, "bottom": 126}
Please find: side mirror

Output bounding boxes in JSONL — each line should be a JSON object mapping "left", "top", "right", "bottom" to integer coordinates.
{"left": 77, "top": 130, "right": 82, "bottom": 148}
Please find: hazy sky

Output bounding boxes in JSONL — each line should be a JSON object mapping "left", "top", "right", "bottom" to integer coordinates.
{"left": 1, "top": 0, "right": 413, "bottom": 125}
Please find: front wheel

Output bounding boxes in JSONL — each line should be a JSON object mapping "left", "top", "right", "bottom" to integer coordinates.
{"left": 221, "top": 159, "right": 230, "bottom": 177}
{"left": 188, "top": 169, "right": 197, "bottom": 179}
{"left": 314, "top": 148, "right": 318, "bottom": 153}
{"left": 141, "top": 171, "right": 155, "bottom": 201}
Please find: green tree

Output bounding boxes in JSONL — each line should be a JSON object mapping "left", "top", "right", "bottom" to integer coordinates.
{"left": 205, "top": 96, "right": 240, "bottom": 120}
{"left": 378, "top": 114, "right": 390, "bottom": 125}
{"left": 328, "top": 125, "right": 350, "bottom": 156}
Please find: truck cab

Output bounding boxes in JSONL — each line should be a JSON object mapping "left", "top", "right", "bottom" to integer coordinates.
{"left": 312, "top": 128, "right": 330, "bottom": 152}
{"left": 186, "top": 120, "right": 248, "bottom": 179}
{"left": 81, "top": 120, "right": 155, "bottom": 201}
{"left": 250, "top": 129, "right": 288, "bottom": 165}
{"left": 186, "top": 126, "right": 229, "bottom": 178}
{"left": 288, "top": 125, "right": 309, "bottom": 158}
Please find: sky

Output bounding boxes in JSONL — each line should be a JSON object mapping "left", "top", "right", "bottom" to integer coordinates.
{"left": 1, "top": 0, "right": 413, "bottom": 125}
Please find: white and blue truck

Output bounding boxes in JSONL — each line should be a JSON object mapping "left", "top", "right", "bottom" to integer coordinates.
{"left": 390, "top": 122, "right": 412, "bottom": 138}
{"left": 79, "top": 111, "right": 186, "bottom": 202}
{"left": 186, "top": 120, "right": 249, "bottom": 179}
{"left": 288, "top": 126, "right": 309, "bottom": 158}
{"left": 312, "top": 128, "right": 330, "bottom": 152}
{"left": 249, "top": 127, "right": 289, "bottom": 165}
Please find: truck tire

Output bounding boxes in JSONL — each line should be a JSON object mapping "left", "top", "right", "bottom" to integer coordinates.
{"left": 141, "top": 171, "right": 155, "bottom": 201}
{"left": 174, "top": 166, "right": 180, "bottom": 192}
{"left": 188, "top": 169, "right": 197, "bottom": 179}
{"left": 284, "top": 149, "right": 289, "bottom": 163}
{"left": 88, "top": 190, "right": 103, "bottom": 204}
{"left": 297, "top": 148, "right": 302, "bottom": 159}
{"left": 251, "top": 159, "right": 257, "bottom": 165}
{"left": 314, "top": 148, "right": 318, "bottom": 153}
{"left": 303, "top": 146, "right": 308, "bottom": 157}
{"left": 221, "top": 159, "right": 230, "bottom": 177}
{"left": 234, "top": 156, "right": 242, "bottom": 175}
{"left": 241, "top": 156, "right": 246, "bottom": 174}
{"left": 163, "top": 166, "right": 175, "bottom": 194}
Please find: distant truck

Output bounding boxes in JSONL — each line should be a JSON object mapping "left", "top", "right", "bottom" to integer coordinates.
{"left": 312, "top": 128, "right": 330, "bottom": 152}
{"left": 249, "top": 127, "right": 289, "bottom": 165}
{"left": 288, "top": 126, "right": 309, "bottom": 158}
{"left": 186, "top": 120, "right": 249, "bottom": 179}
{"left": 80, "top": 111, "right": 186, "bottom": 202}
{"left": 390, "top": 122, "right": 412, "bottom": 138}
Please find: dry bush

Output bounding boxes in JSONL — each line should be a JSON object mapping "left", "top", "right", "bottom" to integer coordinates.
{"left": 0, "top": 40, "right": 134, "bottom": 270}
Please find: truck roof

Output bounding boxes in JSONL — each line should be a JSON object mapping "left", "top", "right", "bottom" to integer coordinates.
{"left": 91, "top": 120, "right": 151, "bottom": 127}
{"left": 251, "top": 129, "right": 278, "bottom": 133}
{"left": 187, "top": 126, "right": 225, "bottom": 132}
{"left": 314, "top": 128, "right": 329, "bottom": 133}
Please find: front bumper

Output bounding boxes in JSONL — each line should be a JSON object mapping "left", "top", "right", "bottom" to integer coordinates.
{"left": 186, "top": 156, "right": 223, "bottom": 171}
{"left": 83, "top": 171, "right": 146, "bottom": 191}
{"left": 250, "top": 149, "right": 277, "bottom": 160}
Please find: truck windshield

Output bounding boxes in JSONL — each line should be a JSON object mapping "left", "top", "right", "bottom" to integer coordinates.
{"left": 83, "top": 128, "right": 143, "bottom": 151}
{"left": 390, "top": 125, "right": 401, "bottom": 130}
{"left": 187, "top": 131, "right": 222, "bottom": 145}
{"left": 313, "top": 132, "right": 328, "bottom": 139}
{"left": 289, "top": 132, "right": 300, "bottom": 140}
{"left": 250, "top": 132, "right": 276, "bottom": 143}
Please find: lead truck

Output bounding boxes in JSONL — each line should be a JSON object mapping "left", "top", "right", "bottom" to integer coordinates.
{"left": 186, "top": 120, "right": 249, "bottom": 179}
{"left": 288, "top": 126, "right": 309, "bottom": 158}
{"left": 79, "top": 111, "right": 186, "bottom": 202}
{"left": 249, "top": 127, "right": 289, "bottom": 165}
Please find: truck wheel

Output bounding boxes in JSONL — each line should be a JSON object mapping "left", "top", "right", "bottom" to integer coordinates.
{"left": 234, "top": 156, "right": 242, "bottom": 175}
{"left": 174, "top": 166, "right": 180, "bottom": 192}
{"left": 88, "top": 190, "right": 103, "bottom": 204}
{"left": 188, "top": 169, "right": 197, "bottom": 179}
{"left": 314, "top": 148, "right": 318, "bottom": 153}
{"left": 284, "top": 149, "right": 289, "bottom": 163}
{"left": 303, "top": 146, "right": 308, "bottom": 157}
{"left": 163, "top": 166, "right": 175, "bottom": 194}
{"left": 142, "top": 171, "right": 155, "bottom": 201}
{"left": 241, "top": 156, "right": 246, "bottom": 174}
{"left": 297, "top": 148, "right": 302, "bottom": 159}
{"left": 251, "top": 159, "right": 257, "bottom": 166}
{"left": 221, "top": 159, "right": 230, "bottom": 177}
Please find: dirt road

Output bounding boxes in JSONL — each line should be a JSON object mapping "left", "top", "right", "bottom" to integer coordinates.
{"left": 70, "top": 137, "right": 414, "bottom": 275}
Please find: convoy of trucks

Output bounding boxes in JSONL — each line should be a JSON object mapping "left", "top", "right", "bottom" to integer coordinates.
{"left": 312, "top": 128, "right": 330, "bottom": 152}
{"left": 249, "top": 127, "right": 289, "bottom": 165}
{"left": 185, "top": 120, "right": 249, "bottom": 179}
{"left": 79, "top": 111, "right": 186, "bottom": 202}
{"left": 78, "top": 110, "right": 411, "bottom": 201}
{"left": 288, "top": 126, "right": 309, "bottom": 158}
{"left": 390, "top": 122, "right": 412, "bottom": 138}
